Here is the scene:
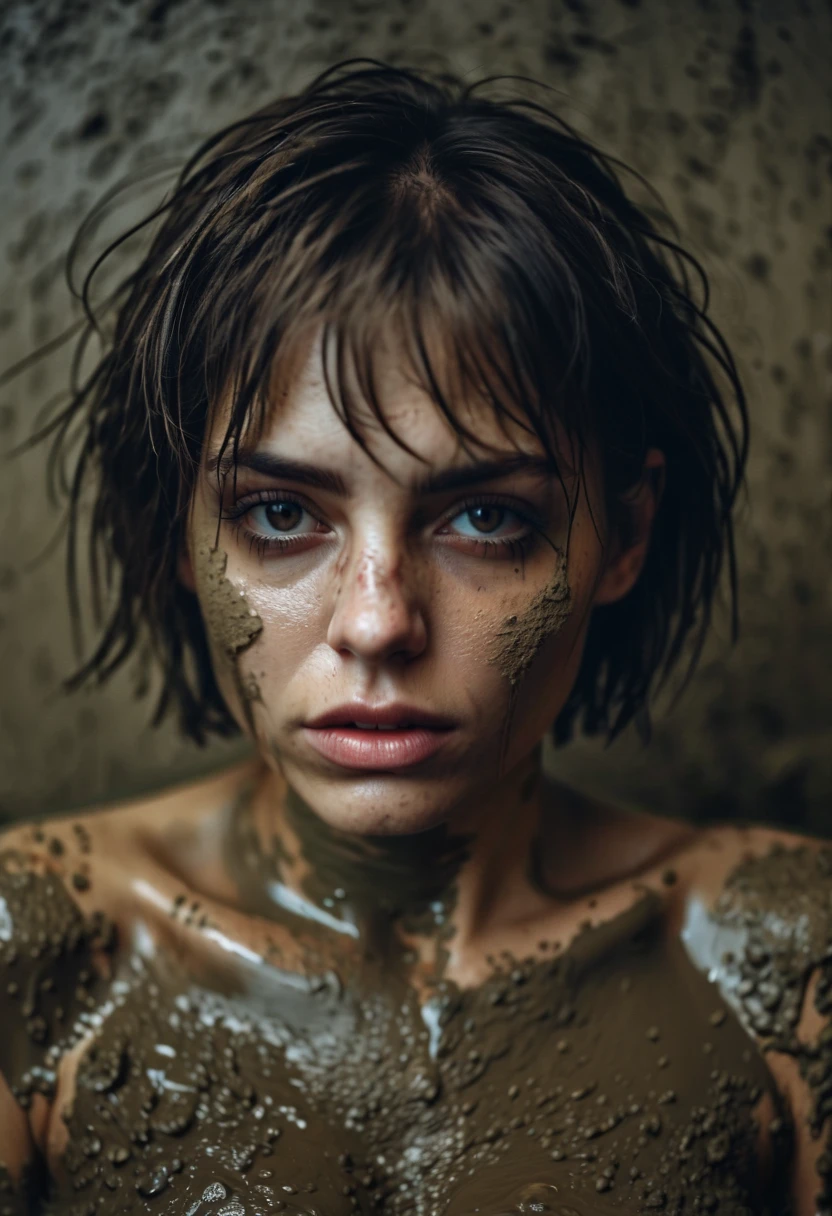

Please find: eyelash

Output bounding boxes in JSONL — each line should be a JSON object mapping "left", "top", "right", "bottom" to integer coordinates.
{"left": 221, "top": 491, "right": 539, "bottom": 563}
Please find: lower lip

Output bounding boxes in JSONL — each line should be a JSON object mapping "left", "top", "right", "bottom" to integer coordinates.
{"left": 302, "top": 725, "right": 453, "bottom": 770}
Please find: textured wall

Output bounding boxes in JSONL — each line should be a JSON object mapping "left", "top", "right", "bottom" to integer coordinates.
{"left": 0, "top": 0, "right": 830, "bottom": 831}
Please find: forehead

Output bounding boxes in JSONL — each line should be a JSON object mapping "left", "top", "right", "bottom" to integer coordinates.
{"left": 208, "top": 323, "right": 560, "bottom": 484}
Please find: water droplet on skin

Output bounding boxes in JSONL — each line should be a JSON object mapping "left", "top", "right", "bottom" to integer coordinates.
{"left": 136, "top": 1166, "right": 169, "bottom": 1197}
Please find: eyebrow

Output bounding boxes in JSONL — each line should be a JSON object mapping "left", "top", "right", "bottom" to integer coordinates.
{"left": 205, "top": 450, "right": 560, "bottom": 495}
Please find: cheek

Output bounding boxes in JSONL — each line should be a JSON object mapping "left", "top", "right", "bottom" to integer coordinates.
{"left": 243, "top": 571, "right": 512, "bottom": 688}
{"left": 486, "top": 554, "right": 571, "bottom": 687}
{"left": 225, "top": 577, "right": 324, "bottom": 731}
{"left": 222, "top": 560, "right": 528, "bottom": 735}
{"left": 506, "top": 603, "right": 592, "bottom": 733}
{"left": 194, "top": 530, "right": 598, "bottom": 744}
{"left": 242, "top": 580, "right": 321, "bottom": 663}
{"left": 484, "top": 541, "right": 601, "bottom": 727}
{"left": 190, "top": 542, "right": 264, "bottom": 730}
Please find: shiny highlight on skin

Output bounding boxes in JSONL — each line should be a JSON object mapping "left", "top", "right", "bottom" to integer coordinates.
{"left": 0, "top": 829, "right": 792, "bottom": 1216}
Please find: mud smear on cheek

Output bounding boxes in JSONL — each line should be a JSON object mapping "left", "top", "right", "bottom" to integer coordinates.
{"left": 194, "top": 543, "right": 264, "bottom": 735}
{"left": 487, "top": 553, "right": 572, "bottom": 770}
{"left": 488, "top": 553, "right": 572, "bottom": 688}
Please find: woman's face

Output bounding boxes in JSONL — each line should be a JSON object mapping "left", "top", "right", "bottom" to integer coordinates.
{"left": 184, "top": 330, "right": 650, "bottom": 836}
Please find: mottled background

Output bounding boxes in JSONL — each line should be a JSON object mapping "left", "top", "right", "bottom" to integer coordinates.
{"left": 0, "top": 0, "right": 829, "bottom": 833}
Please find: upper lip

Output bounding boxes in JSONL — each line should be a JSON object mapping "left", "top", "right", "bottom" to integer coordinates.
{"left": 305, "top": 702, "right": 455, "bottom": 729}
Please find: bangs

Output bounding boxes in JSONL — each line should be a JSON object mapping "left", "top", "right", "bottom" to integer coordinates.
{"left": 192, "top": 143, "right": 593, "bottom": 500}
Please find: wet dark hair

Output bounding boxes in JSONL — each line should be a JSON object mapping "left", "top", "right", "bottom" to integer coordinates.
{"left": 8, "top": 58, "right": 748, "bottom": 747}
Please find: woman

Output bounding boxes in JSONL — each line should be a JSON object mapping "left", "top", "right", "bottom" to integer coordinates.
{"left": 0, "top": 58, "right": 827, "bottom": 1216}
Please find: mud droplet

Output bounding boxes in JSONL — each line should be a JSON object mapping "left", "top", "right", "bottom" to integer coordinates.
{"left": 136, "top": 1166, "right": 169, "bottom": 1197}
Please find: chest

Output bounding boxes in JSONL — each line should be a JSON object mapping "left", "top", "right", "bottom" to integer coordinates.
{"left": 47, "top": 920, "right": 784, "bottom": 1216}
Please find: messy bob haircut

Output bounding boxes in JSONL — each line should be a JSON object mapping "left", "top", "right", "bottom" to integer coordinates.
{"left": 12, "top": 58, "right": 748, "bottom": 748}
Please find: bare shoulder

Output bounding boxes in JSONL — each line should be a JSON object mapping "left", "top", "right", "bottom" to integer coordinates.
{"left": 666, "top": 818, "right": 830, "bottom": 907}
{"left": 0, "top": 754, "right": 258, "bottom": 1074}
{"left": 0, "top": 754, "right": 257, "bottom": 890}
{"left": 0, "top": 757, "right": 258, "bottom": 1183}
{"left": 671, "top": 821, "right": 832, "bottom": 1216}
{"left": 661, "top": 818, "right": 832, "bottom": 997}
{"left": 666, "top": 819, "right": 832, "bottom": 1026}
{"left": 678, "top": 818, "right": 832, "bottom": 1030}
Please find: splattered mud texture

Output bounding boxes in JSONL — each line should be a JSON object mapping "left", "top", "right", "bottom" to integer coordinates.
{"left": 51, "top": 964, "right": 371, "bottom": 1216}
{"left": 225, "top": 783, "right": 470, "bottom": 979}
{"left": 2, "top": 833, "right": 790, "bottom": 1215}
{"left": 0, "top": 849, "right": 116, "bottom": 1107}
{"left": 710, "top": 844, "right": 832, "bottom": 1212}
{"left": 489, "top": 558, "right": 571, "bottom": 685}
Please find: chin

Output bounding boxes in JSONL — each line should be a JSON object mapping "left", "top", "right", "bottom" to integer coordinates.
{"left": 290, "top": 770, "right": 462, "bottom": 838}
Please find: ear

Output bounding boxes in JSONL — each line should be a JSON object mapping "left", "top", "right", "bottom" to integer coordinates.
{"left": 592, "top": 448, "right": 665, "bottom": 608}
{"left": 178, "top": 538, "right": 196, "bottom": 593}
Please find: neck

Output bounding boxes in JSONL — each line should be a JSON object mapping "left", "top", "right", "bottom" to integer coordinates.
{"left": 226, "top": 745, "right": 549, "bottom": 968}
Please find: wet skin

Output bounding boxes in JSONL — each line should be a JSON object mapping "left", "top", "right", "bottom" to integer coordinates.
{"left": 1, "top": 330, "right": 830, "bottom": 1213}
{"left": 0, "top": 768, "right": 826, "bottom": 1216}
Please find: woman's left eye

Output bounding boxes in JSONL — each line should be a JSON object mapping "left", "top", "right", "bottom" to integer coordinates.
{"left": 446, "top": 503, "right": 525, "bottom": 540}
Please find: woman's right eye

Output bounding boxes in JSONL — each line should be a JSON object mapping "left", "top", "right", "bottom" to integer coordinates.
{"left": 245, "top": 499, "right": 318, "bottom": 537}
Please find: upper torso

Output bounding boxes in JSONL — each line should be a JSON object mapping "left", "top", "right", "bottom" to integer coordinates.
{"left": 0, "top": 759, "right": 828, "bottom": 1216}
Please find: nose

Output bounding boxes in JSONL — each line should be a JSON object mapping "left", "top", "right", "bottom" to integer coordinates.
{"left": 326, "top": 538, "right": 428, "bottom": 665}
